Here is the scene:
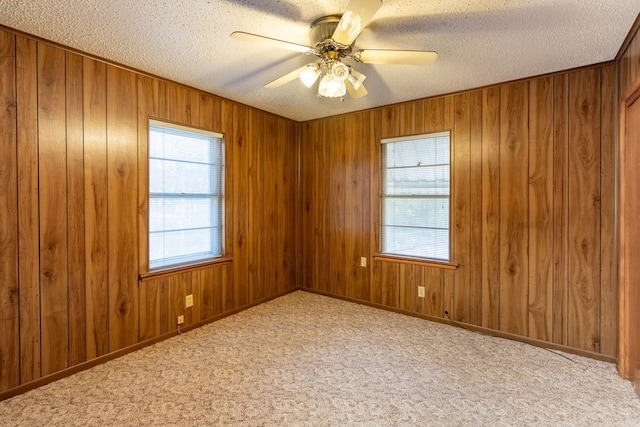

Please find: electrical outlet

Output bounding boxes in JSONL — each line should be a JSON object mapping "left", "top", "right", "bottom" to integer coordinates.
{"left": 186, "top": 294, "right": 193, "bottom": 308}
{"left": 418, "top": 286, "right": 425, "bottom": 298}
{"left": 177, "top": 315, "right": 184, "bottom": 325}
{"left": 360, "top": 257, "right": 367, "bottom": 267}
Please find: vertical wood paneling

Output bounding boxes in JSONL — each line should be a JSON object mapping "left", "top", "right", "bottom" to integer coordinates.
{"left": 1, "top": 28, "right": 300, "bottom": 397}
{"left": 16, "top": 35, "right": 41, "bottom": 384}
{"left": 280, "top": 117, "right": 294, "bottom": 294}
{"left": 423, "top": 267, "right": 443, "bottom": 318}
{"left": 345, "top": 115, "right": 356, "bottom": 298}
{"left": 66, "top": 52, "right": 86, "bottom": 366}
{"left": 359, "top": 111, "right": 371, "bottom": 302}
{"left": 171, "top": 273, "right": 189, "bottom": 327}
{"left": 199, "top": 93, "right": 214, "bottom": 129}
{"left": 350, "top": 112, "right": 365, "bottom": 300}
{"left": 168, "top": 83, "right": 190, "bottom": 124}
{"left": 381, "top": 106, "right": 399, "bottom": 138}
{"left": 469, "top": 91, "right": 483, "bottom": 326}
{"left": 498, "top": 82, "right": 529, "bottom": 336}
{"left": 248, "top": 110, "right": 264, "bottom": 302}
{"left": 38, "top": 44, "right": 69, "bottom": 376}
{"left": 620, "top": 28, "right": 640, "bottom": 95}
{"left": 0, "top": 22, "right": 624, "bottom": 397}
{"left": 329, "top": 116, "right": 347, "bottom": 296}
{"left": 443, "top": 96, "right": 455, "bottom": 312}
{"left": 369, "top": 110, "right": 382, "bottom": 304}
{"left": 139, "top": 278, "right": 160, "bottom": 340}
{"left": 106, "top": 65, "right": 138, "bottom": 351}
{"left": 424, "top": 97, "right": 445, "bottom": 132}
{"left": 212, "top": 264, "right": 224, "bottom": 317}
{"left": 196, "top": 267, "right": 214, "bottom": 321}
{"left": 453, "top": 93, "right": 471, "bottom": 322}
{"left": 314, "top": 120, "right": 329, "bottom": 293}
{"left": 232, "top": 104, "right": 249, "bottom": 308}
{"left": 300, "top": 122, "right": 314, "bottom": 290}
{"left": 381, "top": 261, "right": 399, "bottom": 308}
{"left": 297, "top": 64, "right": 615, "bottom": 358}
{"left": 552, "top": 74, "right": 570, "bottom": 346}
{"left": 482, "top": 87, "right": 500, "bottom": 329}
{"left": 399, "top": 264, "right": 416, "bottom": 313}
{"left": 528, "top": 77, "right": 554, "bottom": 341}
{"left": 263, "top": 115, "right": 278, "bottom": 297}
{"left": 190, "top": 91, "right": 200, "bottom": 127}
{"left": 159, "top": 277, "right": 173, "bottom": 334}
{"left": 157, "top": 81, "right": 169, "bottom": 120}
{"left": 568, "top": 68, "right": 601, "bottom": 352}
{"left": 221, "top": 100, "right": 235, "bottom": 312}
{"left": 0, "top": 29, "right": 19, "bottom": 392}
{"left": 481, "top": 87, "right": 501, "bottom": 329}
{"left": 600, "top": 64, "right": 617, "bottom": 357}
{"left": 83, "top": 57, "right": 109, "bottom": 359}
{"left": 137, "top": 76, "right": 158, "bottom": 275}
{"left": 400, "top": 103, "right": 415, "bottom": 135}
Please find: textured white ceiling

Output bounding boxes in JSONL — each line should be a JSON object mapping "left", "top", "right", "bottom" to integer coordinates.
{"left": 1, "top": 1, "right": 638, "bottom": 121}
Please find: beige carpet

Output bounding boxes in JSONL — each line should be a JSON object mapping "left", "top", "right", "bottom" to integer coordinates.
{"left": 1, "top": 291, "right": 640, "bottom": 426}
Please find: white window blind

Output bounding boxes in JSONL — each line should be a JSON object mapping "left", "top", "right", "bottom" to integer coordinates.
{"left": 381, "top": 132, "right": 450, "bottom": 261}
{"left": 148, "top": 120, "right": 224, "bottom": 270}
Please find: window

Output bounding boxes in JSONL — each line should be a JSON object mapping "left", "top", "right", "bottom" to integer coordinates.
{"left": 381, "top": 132, "right": 450, "bottom": 261}
{"left": 148, "top": 120, "right": 224, "bottom": 270}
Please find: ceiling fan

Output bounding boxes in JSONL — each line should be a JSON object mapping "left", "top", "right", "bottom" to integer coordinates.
{"left": 230, "top": 0, "right": 438, "bottom": 99}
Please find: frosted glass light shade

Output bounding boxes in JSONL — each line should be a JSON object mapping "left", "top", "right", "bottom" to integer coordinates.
{"left": 318, "top": 74, "right": 346, "bottom": 97}
{"left": 347, "top": 69, "right": 366, "bottom": 90}
{"left": 299, "top": 65, "right": 321, "bottom": 88}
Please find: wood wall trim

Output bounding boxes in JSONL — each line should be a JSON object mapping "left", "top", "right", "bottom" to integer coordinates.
{"left": 300, "top": 288, "right": 617, "bottom": 364}
{"left": 372, "top": 253, "right": 458, "bottom": 270}
{"left": 139, "top": 258, "right": 233, "bottom": 282}
{"left": 617, "top": 70, "right": 640, "bottom": 380}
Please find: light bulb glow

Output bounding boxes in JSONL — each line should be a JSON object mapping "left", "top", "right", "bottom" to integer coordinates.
{"left": 299, "top": 65, "right": 321, "bottom": 88}
{"left": 318, "top": 74, "right": 346, "bottom": 97}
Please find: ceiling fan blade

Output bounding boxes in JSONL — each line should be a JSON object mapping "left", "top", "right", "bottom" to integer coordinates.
{"left": 346, "top": 80, "right": 368, "bottom": 98}
{"left": 265, "top": 64, "right": 315, "bottom": 88}
{"left": 357, "top": 49, "right": 438, "bottom": 66}
{"left": 332, "top": 0, "right": 383, "bottom": 46}
{"left": 231, "top": 31, "right": 311, "bottom": 53}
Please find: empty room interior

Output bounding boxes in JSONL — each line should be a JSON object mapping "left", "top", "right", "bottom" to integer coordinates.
{"left": 2, "top": 0, "right": 640, "bottom": 424}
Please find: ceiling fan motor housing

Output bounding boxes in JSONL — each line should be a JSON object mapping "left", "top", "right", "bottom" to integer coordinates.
{"left": 310, "top": 15, "right": 354, "bottom": 58}
{"left": 310, "top": 15, "right": 342, "bottom": 45}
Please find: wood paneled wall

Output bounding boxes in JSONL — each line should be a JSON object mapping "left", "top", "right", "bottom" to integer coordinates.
{"left": 0, "top": 28, "right": 297, "bottom": 394}
{"left": 620, "top": 24, "right": 640, "bottom": 96}
{"left": 299, "top": 64, "right": 618, "bottom": 357}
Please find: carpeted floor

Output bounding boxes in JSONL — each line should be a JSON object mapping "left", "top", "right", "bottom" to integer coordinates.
{"left": 1, "top": 291, "right": 640, "bottom": 426}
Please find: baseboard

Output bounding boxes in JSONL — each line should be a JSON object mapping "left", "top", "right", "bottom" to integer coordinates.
{"left": 0, "top": 287, "right": 297, "bottom": 402}
{"left": 298, "top": 287, "right": 618, "bottom": 365}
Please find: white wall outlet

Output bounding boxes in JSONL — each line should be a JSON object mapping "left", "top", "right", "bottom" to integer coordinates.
{"left": 360, "top": 257, "right": 367, "bottom": 267}
{"left": 177, "top": 315, "right": 184, "bottom": 325}
{"left": 418, "top": 286, "right": 426, "bottom": 298}
{"left": 186, "top": 294, "right": 193, "bottom": 308}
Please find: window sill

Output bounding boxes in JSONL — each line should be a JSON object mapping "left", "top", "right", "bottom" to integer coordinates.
{"left": 372, "top": 253, "right": 458, "bottom": 270}
{"left": 139, "top": 257, "right": 232, "bottom": 282}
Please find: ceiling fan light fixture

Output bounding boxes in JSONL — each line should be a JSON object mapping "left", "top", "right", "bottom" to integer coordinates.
{"left": 331, "top": 62, "right": 350, "bottom": 81}
{"left": 347, "top": 68, "right": 366, "bottom": 90}
{"left": 299, "top": 65, "right": 321, "bottom": 88}
{"left": 318, "top": 74, "right": 346, "bottom": 97}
